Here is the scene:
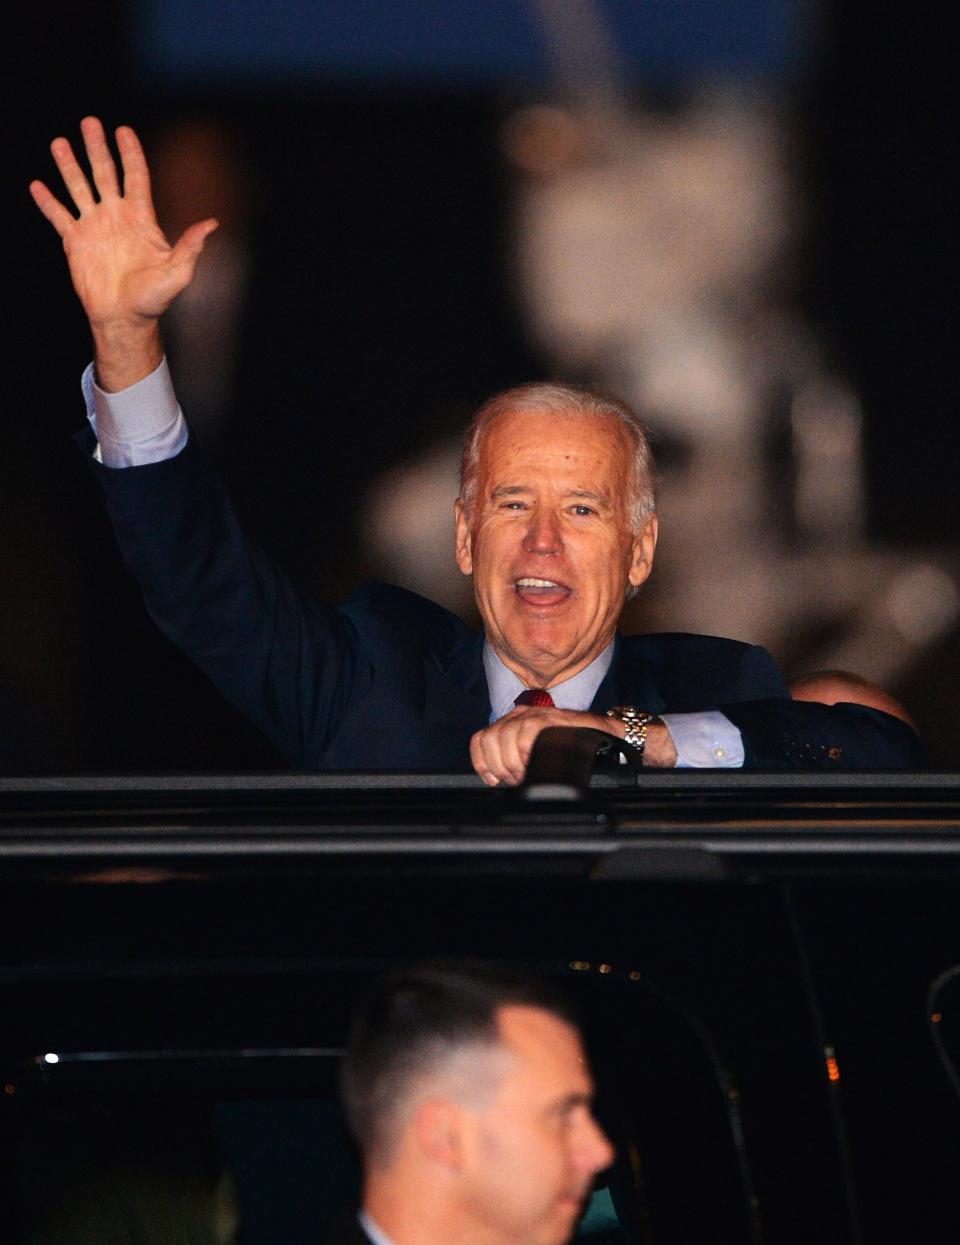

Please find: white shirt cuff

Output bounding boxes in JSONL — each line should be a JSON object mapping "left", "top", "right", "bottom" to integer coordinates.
{"left": 660, "top": 710, "right": 744, "bottom": 768}
{"left": 82, "top": 357, "right": 188, "bottom": 467}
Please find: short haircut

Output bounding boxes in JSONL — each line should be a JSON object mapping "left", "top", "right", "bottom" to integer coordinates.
{"left": 458, "top": 381, "right": 657, "bottom": 535}
{"left": 340, "top": 963, "right": 579, "bottom": 1162}
{"left": 790, "top": 669, "right": 916, "bottom": 729}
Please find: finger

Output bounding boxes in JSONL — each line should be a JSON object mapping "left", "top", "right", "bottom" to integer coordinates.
{"left": 470, "top": 731, "right": 501, "bottom": 787}
{"left": 80, "top": 115, "right": 120, "bottom": 199}
{"left": 49, "top": 135, "right": 96, "bottom": 213}
{"left": 488, "top": 724, "right": 525, "bottom": 785}
{"left": 485, "top": 725, "right": 525, "bottom": 787}
{"left": 115, "top": 124, "right": 153, "bottom": 210}
{"left": 473, "top": 727, "right": 523, "bottom": 787}
{"left": 29, "top": 179, "right": 76, "bottom": 237}
{"left": 516, "top": 718, "right": 545, "bottom": 770}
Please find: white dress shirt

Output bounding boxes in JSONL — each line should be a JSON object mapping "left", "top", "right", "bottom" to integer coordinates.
{"left": 82, "top": 359, "right": 744, "bottom": 768}
{"left": 358, "top": 1210, "right": 396, "bottom": 1245}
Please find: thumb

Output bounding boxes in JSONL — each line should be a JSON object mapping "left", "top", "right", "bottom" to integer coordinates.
{"left": 170, "top": 216, "right": 220, "bottom": 266}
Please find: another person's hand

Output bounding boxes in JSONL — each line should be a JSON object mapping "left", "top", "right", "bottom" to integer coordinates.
{"left": 30, "top": 116, "right": 218, "bottom": 390}
{"left": 470, "top": 706, "right": 677, "bottom": 786}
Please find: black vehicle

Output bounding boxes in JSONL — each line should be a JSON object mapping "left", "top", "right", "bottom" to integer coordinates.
{"left": 4, "top": 757, "right": 960, "bottom": 1242}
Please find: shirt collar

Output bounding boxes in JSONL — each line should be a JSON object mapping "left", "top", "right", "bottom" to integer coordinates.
{"left": 358, "top": 1210, "right": 397, "bottom": 1245}
{"left": 484, "top": 640, "right": 615, "bottom": 723}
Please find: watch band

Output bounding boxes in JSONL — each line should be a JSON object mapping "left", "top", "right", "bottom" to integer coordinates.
{"left": 605, "top": 706, "right": 662, "bottom": 758}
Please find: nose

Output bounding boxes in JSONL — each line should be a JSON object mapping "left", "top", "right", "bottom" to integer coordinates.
{"left": 522, "top": 508, "right": 563, "bottom": 556}
{"left": 577, "top": 1113, "right": 615, "bottom": 1176}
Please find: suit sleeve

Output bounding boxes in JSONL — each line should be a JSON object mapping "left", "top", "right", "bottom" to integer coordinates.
{"left": 735, "top": 643, "right": 791, "bottom": 700}
{"left": 81, "top": 432, "right": 370, "bottom": 767}
{"left": 719, "top": 698, "right": 926, "bottom": 769}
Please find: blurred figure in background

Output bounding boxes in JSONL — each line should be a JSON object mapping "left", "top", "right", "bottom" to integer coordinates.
{"left": 790, "top": 670, "right": 916, "bottom": 730}
{"left": 18, "top": 1106, "right": 239, "bottom": 1245}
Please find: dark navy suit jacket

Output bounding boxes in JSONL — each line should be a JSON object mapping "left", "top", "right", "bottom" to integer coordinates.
{"left": 86, "top": 438, "right": 924, "bottom": 771}
{"left": 322, "top": 1214, "right": 372, "bottom": 1245}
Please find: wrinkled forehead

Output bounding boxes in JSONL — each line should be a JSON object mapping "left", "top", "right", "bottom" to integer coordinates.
{"left": 478, "top": 407, "right": 634, "bottom": 483}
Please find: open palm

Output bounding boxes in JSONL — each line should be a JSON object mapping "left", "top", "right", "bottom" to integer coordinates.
{"left": 30, "top": 116, "right": 217, "bottom": 328}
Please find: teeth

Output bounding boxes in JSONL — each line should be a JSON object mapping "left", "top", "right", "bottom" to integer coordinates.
{"left": 516, "top": 577, "right": 561, "bottom": 588}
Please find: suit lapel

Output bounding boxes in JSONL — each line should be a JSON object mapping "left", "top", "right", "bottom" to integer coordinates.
{"left": 590, "top": 633, "right": 667, "bottom": 715}
{"left": 403, "top": 628, "right": 489, "bottom": 769}
{"left": 437, "top": 629, "right": 669, "bottom": 719}
{"left": 431, "top": 628, "right": 489, "bottom": 726}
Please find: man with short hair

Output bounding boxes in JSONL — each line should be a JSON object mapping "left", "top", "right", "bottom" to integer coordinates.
{"left": 30, "top": 118, "right": 924, "bottom": 777}
{"left": 332, "top": 964, "right": 614, "bottom": 1245}
{"left": 790, "top": 670, "right": 916, "bottom": 729}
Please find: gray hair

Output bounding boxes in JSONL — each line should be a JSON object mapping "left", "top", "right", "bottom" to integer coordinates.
{"left": 459, "top": 381, "right": 657, "bottom": 533}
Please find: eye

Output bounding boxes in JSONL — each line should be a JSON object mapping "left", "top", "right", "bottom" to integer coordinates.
{"left": 571, "top": 504, "right": 596, "bottom": 516}
{"left": 500, "top": 500, "right": 528, "bottom": 510}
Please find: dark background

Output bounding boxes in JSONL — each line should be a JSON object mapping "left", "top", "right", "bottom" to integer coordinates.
{"left": 4, "top": 0, "right": 956, "bottom": 771}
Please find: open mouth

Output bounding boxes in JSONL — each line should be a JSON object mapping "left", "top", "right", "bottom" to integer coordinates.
{"left": 514, "top": 576, "right": 572, "bottom": 606}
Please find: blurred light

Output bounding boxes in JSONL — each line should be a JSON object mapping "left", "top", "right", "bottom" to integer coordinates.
{"left": 792, "top": 383, "right": 862, "bottom": 454}
{"left": 885, "top": 564, "right": 960, "bottom": 645}
{"left": 599, "top": 963, "right": 613, "bottom": 974}
{"left": 502, "top": 105, "right": 585, "bottom": 176}
{"left": 628, "top": 970, "right": 642, "bottom": 981}
{"left": 43, "top": 1053, "right": 59, "bottom": 1065}
{"left": 932, "top": 1012, "right": 943, "bottom": 1024}
{"left": 3, "top": 1083, "right": 15, "bottom": 1095}
{"left": 570, "top": 960, "right": 591, "bottom": 971}
{"left": 825, "top": 1046, "right": 840, "bottom": 1083}
{"left": 791, "top": 381, "right": 865, "bottom": 537}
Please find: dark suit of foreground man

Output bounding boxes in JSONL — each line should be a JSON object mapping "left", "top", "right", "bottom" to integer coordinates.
{"left": 30, "top": 118, "right": 923, "bottom": 779}
{"left": 330, "top": 965, "right": 613, "bottom": 1245}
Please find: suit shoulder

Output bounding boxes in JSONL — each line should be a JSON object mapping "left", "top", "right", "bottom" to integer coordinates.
{"left": 321, "top": 1209, "right": 372, "bottom": 1245}
{"left": 619, "top": 631, "right": 788, "bottom": 706}
{"left": 620, "top": 631, "right": 763, "bottom": 662}
{"left": 339, "top": 580, "right": 473, "bottom": 657}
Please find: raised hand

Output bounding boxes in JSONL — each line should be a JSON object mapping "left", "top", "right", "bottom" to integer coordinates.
{"left": 30, "top": 116, "right": 218, "bottom": 390}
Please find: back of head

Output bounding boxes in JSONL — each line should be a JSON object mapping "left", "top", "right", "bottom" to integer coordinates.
{"left": 340, "top": 963, "right": 577, "bottom": 1165}
{"left": 790, "top": 669, "right": 916, "bottom": 729}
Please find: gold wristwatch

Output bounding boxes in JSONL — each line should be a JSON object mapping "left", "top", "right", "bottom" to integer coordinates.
{"left": 605, "top": 706, "right": 663, "bottom": 758}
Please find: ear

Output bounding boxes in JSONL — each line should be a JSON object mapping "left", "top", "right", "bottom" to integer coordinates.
{"left": 454, "top": 499, "right": 473, "bottom": 576}
{"left": 412, "top": 1097, "right": 465, "bottom": 1171}
{"left": 628, "top": 513, "right": 658, "bottom": 589}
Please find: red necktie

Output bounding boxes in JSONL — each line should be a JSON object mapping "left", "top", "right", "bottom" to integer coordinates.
{"left": 515, "top": 688, "right": 555, "bottom": 708}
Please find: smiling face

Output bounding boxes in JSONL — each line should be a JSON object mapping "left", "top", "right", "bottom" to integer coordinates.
{"left": 458, "top": 1005, "right": 614, "bottom": 1245}
{"left": 455, "top": 407, "right": 657, "bottom": 688}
